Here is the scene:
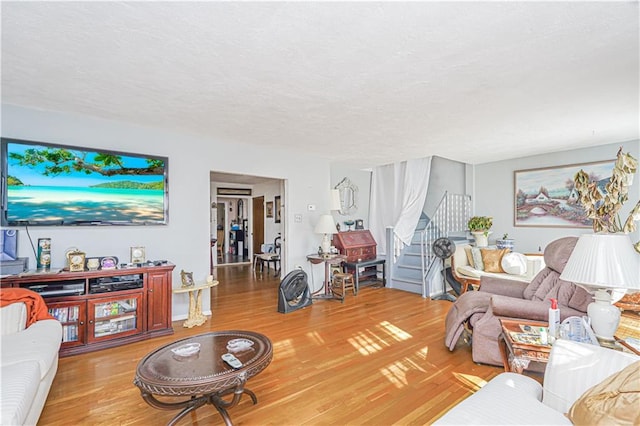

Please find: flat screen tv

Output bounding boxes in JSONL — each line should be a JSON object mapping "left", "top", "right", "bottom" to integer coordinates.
{"left": 1, "top": 138, "right": 168, "bottom": 226}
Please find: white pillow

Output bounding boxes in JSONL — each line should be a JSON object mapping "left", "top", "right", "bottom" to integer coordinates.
{"left": 501, "top": 252, "right": 528, "bottom": 275}
{"left": 470, "top": 248, "right": 484, "bottom": 271}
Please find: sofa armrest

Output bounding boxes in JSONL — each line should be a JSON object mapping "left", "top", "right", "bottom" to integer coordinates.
{"left": 490, "top": 296, "right": 587, "bottom": 322}
{"left": 479, "top": 276, "right": 527, "bottom": 298}
{"left": 542, "top": 339, "right": 640, "bottom": 413}
{"left": 1, "top": 319, "right": 62, "bottom": 380}
{"left": 434, "top": 373, "right": 570, "bottom": 425}
{"left": 490, "top": 296, "right": 549, "bottom": 321}
{"left": 0, "top": 302, "right": 27, "bottom": 335}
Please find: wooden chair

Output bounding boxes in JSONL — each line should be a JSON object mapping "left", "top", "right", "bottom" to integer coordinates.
{"left": 332, "top": 272, "right": 355, "bottom": 302}
{"left": 255, "top": 236, "right": 281, "bottom": 277}
{"left": 216, "top": 229, "right": 225, "bottom": 260}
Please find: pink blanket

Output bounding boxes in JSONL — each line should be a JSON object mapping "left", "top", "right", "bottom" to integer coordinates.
{"left": 444, "top": 291, "right": 492, "bottom": 351}
{"left": 0, "top": 288, "right": 54, "bottom": 327}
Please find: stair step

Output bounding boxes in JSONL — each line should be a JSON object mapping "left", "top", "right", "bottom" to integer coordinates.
{"left": 397, "top": 264, "right": 421, "bottom": 271}
{"left": 392, "top": 276, "right": 422, "bottom": 286}
{"left": 392, "top": 278, "right": 422, "bottom": 295}
{"left": 395, "top": 254, "right": 423, "bottom": 267}
{"left": 394, "top": 267, "right": 422, "bottom": 281}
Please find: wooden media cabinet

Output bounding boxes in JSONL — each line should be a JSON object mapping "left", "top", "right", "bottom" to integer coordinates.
{"left": 1, "top": 264, "right": 175, "bottom": 357}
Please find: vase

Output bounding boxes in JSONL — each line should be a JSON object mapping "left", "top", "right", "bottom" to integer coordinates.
{"left": 496, "top": 238, "right": 514, "bottom": 251}
{"left": 471, "top": 231, "right": 491, "bottom": 247}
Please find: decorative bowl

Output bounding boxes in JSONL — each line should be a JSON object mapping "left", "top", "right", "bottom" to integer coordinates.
{"left": 226, "top": 338, "right": 254, "bottom": 353}
{"left": 171, "top": 342, "right": 201, "bottom": 358}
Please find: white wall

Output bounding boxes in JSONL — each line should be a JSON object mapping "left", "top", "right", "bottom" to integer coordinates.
{"left": 330, "top": 165, "right": 372, "bottom": 228}
{"left": 474, "top": 140, "right": 640, "bottom": 253}
{"left": 1, "top": 104, "right": 332, "bottom": 320}
{"left": 424, "top": 156, "right": 467, "bottom": 215}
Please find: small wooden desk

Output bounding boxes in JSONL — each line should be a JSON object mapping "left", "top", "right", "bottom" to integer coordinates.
{"left": 306, "top": 254, "right": 346, "bottom": 299}
{"left": 173, "top": 281, "right": 218, "bottom": 328}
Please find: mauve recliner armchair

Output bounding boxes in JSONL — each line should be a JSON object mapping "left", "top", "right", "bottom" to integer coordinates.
{"left": 445, "top": 236, "right": 593, "bottom": 366}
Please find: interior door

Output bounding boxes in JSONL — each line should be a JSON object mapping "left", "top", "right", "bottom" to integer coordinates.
{"left": 252, "top": 196, "right": 265, "bottom": 255}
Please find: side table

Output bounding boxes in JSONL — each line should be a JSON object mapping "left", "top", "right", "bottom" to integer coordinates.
{"left": 343, "top": 258, "right": 386, "bottom": 292}
{"left": 306, "top": 254, "right": 346, "bottom": 300}
{"left": 498, "top": 318, "right": 552, "bottom": 374}
{"left": 173, "top": 281, "right": 218, "bottom": 328}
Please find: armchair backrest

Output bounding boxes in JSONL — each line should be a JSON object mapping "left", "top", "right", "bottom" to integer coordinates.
{"left": 523, "top": 236, "right": 591, "bottom": 312}
{"left": 542, "top": 236, "right": 578, "bottom": 274}
{"left": 0, "top": 302, "right": 27, "bottom": 336}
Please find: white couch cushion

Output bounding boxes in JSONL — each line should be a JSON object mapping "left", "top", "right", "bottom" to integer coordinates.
{"left": 542, "top": 339, "right": 640, "bottom": 413}
{"left": 456, "top": 264, "right": 532, "bottom": 283}
{"left": 435, "top": 372, "right": 570, "bottom": 425}
{"left": 0, "top": 302, "right": 27, "bottom": 335}
{"left": 0, "top": 361, "right": 40, "bottom": 426}
{"left": 1, "top": 319, "right": 62, "bottom": 380}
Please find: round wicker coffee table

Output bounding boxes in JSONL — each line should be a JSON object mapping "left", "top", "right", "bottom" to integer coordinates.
{"left": 133, "top": 330, "right": 273, "bottom": 426}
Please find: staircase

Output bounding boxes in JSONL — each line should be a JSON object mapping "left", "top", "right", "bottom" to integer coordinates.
{"left": 388, "top": 192, "right": 471, "bottom": 297}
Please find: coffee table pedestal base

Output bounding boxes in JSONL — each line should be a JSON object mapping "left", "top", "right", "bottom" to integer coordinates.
{"left": 139, "top": 383, "right": 257, "bottom": 426}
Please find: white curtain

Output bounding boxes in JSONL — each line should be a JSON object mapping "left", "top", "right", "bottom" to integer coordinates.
{"left": 370, "top": 157, "right": 432, "bottom": 258}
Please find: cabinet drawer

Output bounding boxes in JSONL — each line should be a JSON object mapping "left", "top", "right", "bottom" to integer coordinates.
{"left": 361, "top": 246, "right": 376, "bottom": 258}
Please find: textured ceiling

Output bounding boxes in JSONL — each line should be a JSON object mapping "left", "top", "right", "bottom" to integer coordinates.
{"left": 1, "top": 1, "right": 638, "bottom": 168}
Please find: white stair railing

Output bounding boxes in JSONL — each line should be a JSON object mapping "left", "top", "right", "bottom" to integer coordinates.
{"left": 419, "top": 192, "right": 471, "bottom": 294}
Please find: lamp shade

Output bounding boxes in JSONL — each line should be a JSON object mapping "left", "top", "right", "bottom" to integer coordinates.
{"left": 560, "top": 233, "right": 640, "bottom": 291}
{"left": 314, "top": 214, "right": 338, "bottom": 235}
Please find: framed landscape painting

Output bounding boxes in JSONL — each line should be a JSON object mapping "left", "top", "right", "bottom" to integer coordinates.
{"left": 514, "top": 159, "right": 615, "bottom": 228}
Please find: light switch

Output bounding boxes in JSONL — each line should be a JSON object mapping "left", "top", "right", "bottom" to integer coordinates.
{"left": 307, "top": 204, "right": 316, "bottom": 211}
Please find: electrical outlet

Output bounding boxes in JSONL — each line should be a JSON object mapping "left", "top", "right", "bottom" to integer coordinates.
{"left": 294, "top": 214, "right": 302, "bottom": 223}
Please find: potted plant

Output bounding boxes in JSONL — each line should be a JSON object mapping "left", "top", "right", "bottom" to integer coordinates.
{"left": 496, "top": 233, "right": 515, "bottom": 251}
{"left": 468, "top": 216, "right": 493, "bottom": 247}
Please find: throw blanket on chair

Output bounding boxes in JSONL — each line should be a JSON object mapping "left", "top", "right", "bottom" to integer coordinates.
{"left": 0, "top": 287, "right": 54, "bottom": 327}
{"left": 444, "top": 291, "right": 492, "bottom": 351}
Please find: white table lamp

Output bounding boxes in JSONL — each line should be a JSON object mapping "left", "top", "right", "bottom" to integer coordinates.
{"left": 560, "top": 233, "right": 640, "bottom": 341}
{"left": 315, "top": 214, "right": 337, "bottom": 254}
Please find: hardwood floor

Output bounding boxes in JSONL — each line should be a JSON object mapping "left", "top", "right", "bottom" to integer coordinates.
{"left": 39, "top": 265, "right": 502, "bottom": 425}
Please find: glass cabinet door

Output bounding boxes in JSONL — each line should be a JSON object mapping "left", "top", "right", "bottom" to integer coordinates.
{"left": 88, "top": 293, "right": 143, "bottom": 342}
{"left": 48, "top": 300, "right": 87, "bottom": 348}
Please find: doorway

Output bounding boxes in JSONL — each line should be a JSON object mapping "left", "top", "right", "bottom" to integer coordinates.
{"left": 209, "top": 172, "right": 285, "bottom": 272}
{"left": 215, "top": 196, "right": 250, "bottom": 265}
{"left": 253, "top": 196, "right": 265, "bottom": 257}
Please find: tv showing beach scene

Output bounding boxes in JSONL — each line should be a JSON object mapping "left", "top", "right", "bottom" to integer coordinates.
{"left": 1, "top": 139, "right": 168, "bottom": 226}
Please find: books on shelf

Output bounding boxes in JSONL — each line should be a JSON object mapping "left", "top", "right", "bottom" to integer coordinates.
{"left": 48, "top": 306, "right": 79, "bottom": 323}
{"left": 62, "top": 324, "right": 78, "bottom": 342}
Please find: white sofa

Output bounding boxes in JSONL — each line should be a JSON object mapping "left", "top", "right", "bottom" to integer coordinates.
{"left": 435, "top": 339, "right": 639, "bottom": 425}
{"left": 451, "top": 244, "right": 545, "bottom": 292}
{"left": 0, "top": 302, "right": 62, "bottom": 425}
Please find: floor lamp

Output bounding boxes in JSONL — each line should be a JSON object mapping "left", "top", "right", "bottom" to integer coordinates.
{"left": 560, "top": 233, "right": 640, "bottom": 341}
